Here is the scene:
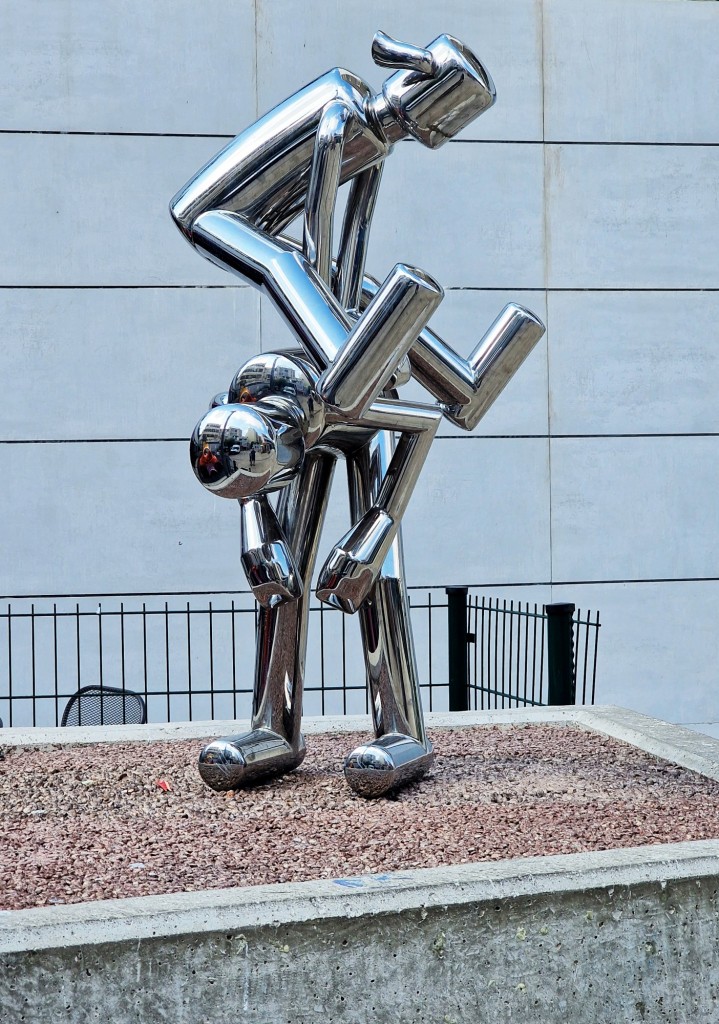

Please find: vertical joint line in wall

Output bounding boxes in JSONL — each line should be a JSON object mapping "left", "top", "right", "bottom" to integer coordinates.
{"left": 540, "top": 0, "right": 554, "bottom": 601}
{"left": 252, "top": 0, "right": 260, "bottom": 122}
{"left": 253, "top": 0, "right": 263, "bottom": 354}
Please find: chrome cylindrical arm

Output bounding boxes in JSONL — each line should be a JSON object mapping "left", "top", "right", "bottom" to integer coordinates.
{"left": 316, "top": 400, "right": 440, "bottom": 613}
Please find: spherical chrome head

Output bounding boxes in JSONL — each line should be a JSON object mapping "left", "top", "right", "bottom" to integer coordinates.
{"left": 382, "top": 34, "right": 495, "bottom": 149}
{"left": 229, "top": 351, "right": 324, "bottom": 446}
{"left": 190, "top": 403, "right": 302, "bottom": 499}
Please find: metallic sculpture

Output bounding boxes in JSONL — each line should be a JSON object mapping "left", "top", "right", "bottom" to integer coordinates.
{"left": 170, "top": 31, "right": 545, "bottom": 797}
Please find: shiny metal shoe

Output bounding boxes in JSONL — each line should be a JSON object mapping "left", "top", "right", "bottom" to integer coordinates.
{"left": 198, "top": 729, "right": 306, "bottom": 791}
{"left": 344, "top": 733, "right": 435, "bottom": 798}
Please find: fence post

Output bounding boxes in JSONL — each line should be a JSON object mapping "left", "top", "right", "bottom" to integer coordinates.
{"left": 446, "top": 586, "right": 469, "bottom": 712}
{"left": 546, "top": 603, "right": 576, "bottom": 705}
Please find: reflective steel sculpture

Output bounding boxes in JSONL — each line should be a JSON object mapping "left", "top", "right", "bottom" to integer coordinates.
{"left": 170, "top": 31, "right": 545, "bottom": 798}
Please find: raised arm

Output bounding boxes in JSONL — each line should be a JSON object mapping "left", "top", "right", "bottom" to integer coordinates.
{"left": 169, "top": 70, "right": 376, "bottom": 244}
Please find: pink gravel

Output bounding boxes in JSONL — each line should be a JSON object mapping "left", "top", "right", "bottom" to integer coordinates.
{"left": 2, "top": 724, "right": 719, "bottom": 911}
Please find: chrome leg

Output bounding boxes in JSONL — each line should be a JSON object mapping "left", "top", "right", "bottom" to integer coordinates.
{"left": 344, "top": 430, "right": 434, "bottom": 797}
{"left": 199, "top": 451, "right": 336, "bottom": 790}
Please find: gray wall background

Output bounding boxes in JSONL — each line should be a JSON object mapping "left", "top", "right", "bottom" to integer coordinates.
{"left": 1, "top": 0, "right": 718, "bottom": 728}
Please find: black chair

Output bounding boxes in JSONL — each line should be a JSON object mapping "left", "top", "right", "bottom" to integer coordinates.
{"left": 61, "top": 686, "right": 147, "bottom": 727}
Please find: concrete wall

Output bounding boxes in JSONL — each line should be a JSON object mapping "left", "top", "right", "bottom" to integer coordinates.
{"left": 1, "top": 1, "right": 718, "bottom": 726}
{"left": 3, "top": 841, "right": 719, "bottom": 1024}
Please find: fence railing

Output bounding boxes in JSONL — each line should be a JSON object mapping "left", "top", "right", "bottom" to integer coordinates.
{"left": 448, "top": 591, "right": 600, "bottom": 712}
{"left": 0, "top": 590, "right": 599, "bottom": 728}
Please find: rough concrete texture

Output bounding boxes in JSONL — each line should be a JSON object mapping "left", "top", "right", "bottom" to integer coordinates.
{"left": 3, "top": 707, "right": 719, "bottom": 1022}
{"left": 2, "top": 842, "right": 719, "bottom": 1023}
{"left": 572, "top": 705, "right": 719, "bottom": 782}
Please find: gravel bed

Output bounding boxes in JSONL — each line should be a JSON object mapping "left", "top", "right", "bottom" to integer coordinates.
{"left": 2, "top": 723, "right": 719, "bottom": 911}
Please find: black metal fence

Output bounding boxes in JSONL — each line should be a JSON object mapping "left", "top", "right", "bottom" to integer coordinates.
{"left": 0, "top": 590, "right": 599, "bottom": 728}
{"left": 447, "top": 590, "right": 600, "bottom": 712}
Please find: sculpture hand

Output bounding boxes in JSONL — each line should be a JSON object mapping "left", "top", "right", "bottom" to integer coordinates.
{"left": 316, "top": 508, "right": 395, "bottom": 614}
{"left": 240, "top": 496, "right": 303, "bottom": 608}
{"left": 241, "top": 538, "right": 303, "bottom": 608}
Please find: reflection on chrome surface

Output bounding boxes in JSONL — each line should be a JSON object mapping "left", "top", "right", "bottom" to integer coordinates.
{"left": 173, "top": 30, "right": 544, "bottom": 797}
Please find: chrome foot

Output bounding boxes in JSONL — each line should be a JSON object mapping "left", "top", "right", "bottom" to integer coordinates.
{"left": 344, "top": 733, "right": 434, "bottom": 798}
{"left": 199, "top": 728, "right": 306, "bottom": 791}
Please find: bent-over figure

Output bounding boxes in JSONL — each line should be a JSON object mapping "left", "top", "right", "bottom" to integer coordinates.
{"left": 170, "top": 31, "right": 545, "bottom": 796}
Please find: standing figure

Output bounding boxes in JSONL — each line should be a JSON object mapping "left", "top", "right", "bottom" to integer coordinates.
{"left": 171, "top": 31, "right": 545, "bottom": 797}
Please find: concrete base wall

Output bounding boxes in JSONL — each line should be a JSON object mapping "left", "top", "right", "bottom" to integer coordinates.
{"left": 3, "top": 707, "right": 719, "bottom": 1022}
{"left": 3, "top": 843, "right": 719, "bottom": 1023}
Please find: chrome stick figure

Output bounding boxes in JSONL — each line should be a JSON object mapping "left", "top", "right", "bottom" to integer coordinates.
{"left": 170, "top": 31, "right": 545, "bottom": 797}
